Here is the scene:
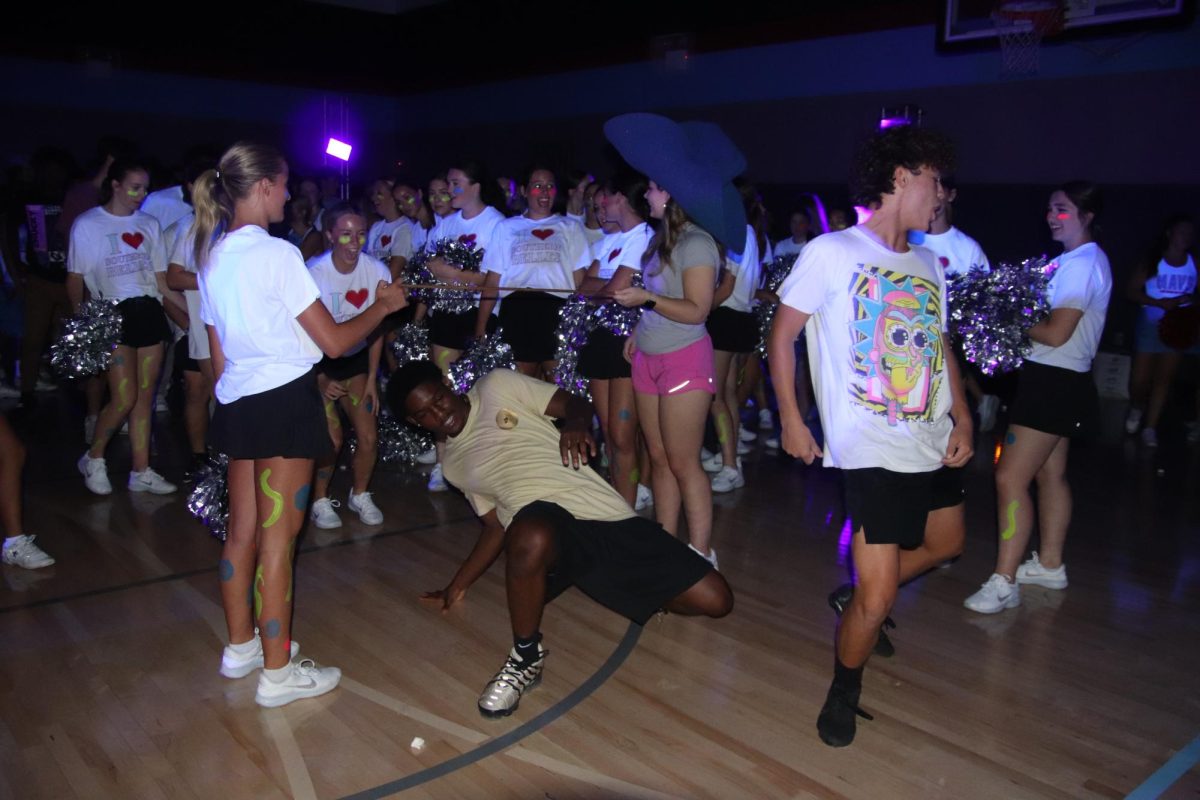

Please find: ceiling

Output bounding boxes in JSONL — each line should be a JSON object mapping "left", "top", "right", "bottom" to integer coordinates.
{"left": 4, "top": 1, "right": 937, "bottom": 95}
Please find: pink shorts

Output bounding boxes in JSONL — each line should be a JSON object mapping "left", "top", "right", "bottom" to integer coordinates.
{"left": 631, "top": 335, "right": 716, "bottom": 396}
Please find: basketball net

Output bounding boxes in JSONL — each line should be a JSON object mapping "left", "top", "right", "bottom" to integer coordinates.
{"left": 993, "top": 1, "right": 1065, "bottom": 75}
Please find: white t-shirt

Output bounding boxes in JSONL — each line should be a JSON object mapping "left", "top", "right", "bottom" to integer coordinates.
{"left": 199, "top": 226, "right": 322, "bottom": 404}
{"left": 775, "top": 237, "right": 808, "bottom": 258}
{"left": 425, "top": 207, "right": 505, "bottom": 254}
{"left": 582, "top": 225, "right": 606, "bottom": 248}
{"left": 306, "top": 251, "right": 391, "bottom": 357}
{"left": 1028, "top": 242, "right": 1112, "bottom": 373}
{"left": 593, "top": 223, "right": 652, "bottom": 281}
{"left": 1141, "top": 254, "right": 1196, "bottom": 325}
{"left": 366, "top": 217, "right": 413, "bottom": 266}
{"left": 761, "top": 238, "right": 774, "bottom": 265}
{"left": 778, "top": 225, "right": 953, "bottom": 473}
{"left": 140, "top": 186, "right": 192, "bottom": 233}
{"left": 720, "top": 224, "right": 762, "bottom": 313}
{"left": 167, "top": 213, "right": 210, "bottom": 360}
{"left": 914, "top": 226, "right": 990, "bottom": 278}
{"left": 483, "top": 214, "right": 591, "bottom": 299}
{"left": 67, "top": 207, "right": 165, "bottom": 301}
{"left": 407, "top": 217, "right": 428, "bottom": 254}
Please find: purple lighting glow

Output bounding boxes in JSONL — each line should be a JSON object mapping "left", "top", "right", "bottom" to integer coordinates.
{"left": 326, "top": 138, "right": 352, "bottom": 161}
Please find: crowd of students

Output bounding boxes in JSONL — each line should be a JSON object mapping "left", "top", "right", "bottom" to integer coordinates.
{"left": 0, "top": 120, "right": 1195, "bottom": 746}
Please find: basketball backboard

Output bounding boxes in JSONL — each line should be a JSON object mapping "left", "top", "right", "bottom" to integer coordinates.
{"left": 939, "top": 0, "right": 1192, "bottom": 46}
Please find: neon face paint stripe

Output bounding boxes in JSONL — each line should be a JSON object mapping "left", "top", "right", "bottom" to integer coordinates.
{"left": 259, "top": 468, "right": 284, "bottom": 528}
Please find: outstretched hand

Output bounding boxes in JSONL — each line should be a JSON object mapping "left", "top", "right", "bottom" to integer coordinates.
{"left": 420, "top": 584, "right": 466, "bottom": 613}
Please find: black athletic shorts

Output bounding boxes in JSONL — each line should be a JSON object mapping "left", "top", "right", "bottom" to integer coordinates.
{"left": 210, "top": 368, "right": 332, "bottom": 460}
{"left": 116, "top": 295, "right": 171, "bottom": 348}
{"left": 706, "top": 306, "right": 758, "bottom": 354}
{"left": 428, "top": 308, "right": 496, "bottom": 351}
{"left": 511, "top": 500, "right": 713, "bottom": 624}
{"left": 1009, "top": 360, "right": 1099, "bottom": 438}
{"left": 498, "top": 291, "right": 567, "bottom": 363}
{"left": 318, "top": 347, "right": 370, "bottom": 381}
{"left": 578, "top": 329, "right": 631, "bottom": 380}
{"left": 843, "top": 466, "right": 965, "bottom": 550}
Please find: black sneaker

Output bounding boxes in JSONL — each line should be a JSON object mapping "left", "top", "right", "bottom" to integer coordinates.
{"left": 817, "top": 680, "right": 874, "bottom": 747}
{"left": 828, "top": 583, "right": 896, "bottom": 658}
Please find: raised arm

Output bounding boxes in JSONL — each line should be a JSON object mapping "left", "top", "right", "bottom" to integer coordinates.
{"left": 421, "top": 508, "right": 507, "bottom": 612}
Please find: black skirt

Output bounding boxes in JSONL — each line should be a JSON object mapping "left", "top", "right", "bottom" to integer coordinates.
{"left": 117, "top": 296, "right": 171, "bottom": 348}
{"left": 428, "top": 308, "right": 496, "bottom": 351}
{"left": 1009, "top": 360, "right": 1099, "bottom": 438}
{"left": 579, "top": 329, "right": 631, "bottom": 380}
{"left": 706, "top": 306, "right": 758, "bottom": 354}
{"left": 318, "top": 348, "right": 370, "bottom": 381}
{"left": 498, "top": 291, "right": 567, "bottom": 363}
{"left": 210, "top": 368, "right": 333, "bottom": 460}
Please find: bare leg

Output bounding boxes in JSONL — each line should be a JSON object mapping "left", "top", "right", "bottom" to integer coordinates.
{"left": 660, "top": 389, "right": 715, "bottom": 554}
{"left": 504, "top": 516, "right": 558, "bottom": 639}
{"left": 253, "top": 457, "right": 314, "bottom": 668}
{"left": 838, "top": 534, "right": 899, "bottom": 668}
{"left": 220, "top": 459, "right": 258, "bottom": 646}
{"left": 1128, "top": 352, "right": 1153, "bottom": 414}
{"left": 313, "top": 375, "right": 342, "bottom": 501}
{"left": 0, "top": 414, "right": 25, "bottom": 536}
{"left": 1032, "top": 437, "right": 1072, "bottom": 569}
{"left": 89, "top": 346, "right": 138, "bottom": 459}
{"left": 664, "top": 570, "right": 733, "bottom": 617}
{"left": 128, "top": 343, "right": 164, "bottom": 473}
{"left": 607, "top": 378, "right": 640, "bottom": 506}
{"left": 339, "top": 373, "right": 378, "bottom": 495}
{"left": 183, "top": 368, "right": 212, "bottom": 457}
{"left": 709, "top": 349, "right": 737, "bottom": 467}
{"left": 994, "top": 425, "right": 1063, "bottom": 578}
{"left": 1146, "top": 352, "right": 1182, "bottom": 430}
{"left": 897, "top": 501, "right": 965, "bottom": 584}
{"left": 636, "top": 391, "right": 680, "bottom": 534}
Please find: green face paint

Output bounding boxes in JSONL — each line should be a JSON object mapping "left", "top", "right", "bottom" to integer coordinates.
{"left": 337, "top": 233, "right": 353, "bottom": 245}
{"left": 253, "top": 565, "right": 265, "bottom": 619}
{"left": 715, "top": 412, "right": 731, "bottom": 445}
{"left": 140, "top": 355, "right": 153, "bottom": 389}
{"left": 259, "top": 468, "right": 284, "bottom": 528}
{"left": 1001, "top": 500, "right": 1019, "bottom": 541}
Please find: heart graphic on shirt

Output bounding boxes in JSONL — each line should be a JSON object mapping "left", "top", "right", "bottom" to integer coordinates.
{"left": 531, "top": 229, "right": 554, "bottom": 241}
{"left": 458, "top": 233, "right": 477, "bottom": 246}
{"left": 381, "top": 235, "right": 392, "bottom": 248}
{"left": 607, "top": 248, "right": 622, "bottom": 263}
{"left": 939, "top": 256, "right": 949, "bottom": 268}
{"left": 122, "top": 232, "right": 145, "bottom": 249}
{"left": 345, "top": 289, "right": 369, "bottom": 309}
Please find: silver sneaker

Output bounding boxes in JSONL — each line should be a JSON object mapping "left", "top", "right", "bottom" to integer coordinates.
{"left": 478, "top": 643, "right": 545, "bottom": 718}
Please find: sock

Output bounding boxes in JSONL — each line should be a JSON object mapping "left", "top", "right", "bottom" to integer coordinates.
{"left": 228, "top": 638, "right": 259, "bottom": 656}
{"left": 833, "top": 658, "right": 863, "bottom": 692}
{"left": 513, "top": 633, "right": 542, "bottom": 664}
{"left": 262, "top": 664, "right": 291, "bottom": 683}
{"left": 3, "top": 536, "right": 21, "bottom": 548}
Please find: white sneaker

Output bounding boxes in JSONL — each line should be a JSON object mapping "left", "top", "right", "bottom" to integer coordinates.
{"left": 736, "top": 439, "right": 751, "bottom": 456}
{"left": 1015, "top": 551, "right": 1068, "bottom": 589}
{"left": 758, "top": 408, "right": 773, "bottom": 431}
{"left": 963, "top": 574, "right": 1021, "bottom": 614}
{"left": 83, "top": 415, "right": 97, "bottom": 445}
{"left": 1125, "top": 408, "right": 1143, "bottom": 435}
{"left": 348, "top": 490, "right": 384, "bottom": 525}
{"left": 701, "top": 451, "right": 723, "bottom": 473}
{"left": 738, "top": 425, "right": 757, "bottom": 443}
{"left": 688, "top": 542, "right": 719, "bottom": 570}
{"left": 427, "top": 463, "right": 448, "bottom": 492}
{"left": 711, "top": 459, "right": 744, "bottom": 493}
{"left": 34, "top": 377, "right": 57, "bottom": 393}
{"left": 765, "top": 436, "right": 780, "bottom": 450}
{"left": 416, "top": 446, "right": 438, "bottom": 465}
{"left": 0, "top": 384, "right": 19, "bottom": 399}
{"left": 254, "top": 658, "right": 341, "bottom": 708}
{"left": 78, "top": 454, "right": 112, "bottom": 495}
{"left": 1140, "top": 427, "right": 1158, "bottom": 447}
{"left": 2, "top": 535, "right": 55, "bottom": 569}
{"left": 128, "top": 467, "right": 177, "bottom": 494}
{"left": 634, "top": 483, "right": 653, "bottom": 511}
{"left": 978, "top": 394, "right": 1000, "bottom": 433}
{"left": 220, "top": 636, "right": 301, "bottom": 679}
{"left": 310, "top": 497, "right": 343, "bottom": 529}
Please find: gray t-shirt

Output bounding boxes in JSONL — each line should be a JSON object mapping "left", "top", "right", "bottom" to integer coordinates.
{"left": 635, "top": 224, "right": 720, "bottom": 354}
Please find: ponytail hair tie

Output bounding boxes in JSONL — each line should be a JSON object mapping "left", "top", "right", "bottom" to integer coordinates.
{"left": 214, "top": 169, "right": 221, "bottom": 179}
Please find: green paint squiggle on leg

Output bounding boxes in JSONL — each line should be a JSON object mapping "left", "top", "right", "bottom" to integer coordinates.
{"left": 117, "top": 378, "right": 130, "bottom": 408}
{"left": 259, "top": 468, "right": 284, "bottom": 528}
{"left": 140, "top": 355, "right": 153, "bottom": 389}
{"left": 1000, "top": 500, "right": 1019, "bottom": 541}
{"left": 629, "top": 467, "right": 640, "bottom": 485}
{"left": 253, "top": 565, "right": 265, "bottom": 619}
{"left": 716, "top": 412, "right": 730, "bottom": 445}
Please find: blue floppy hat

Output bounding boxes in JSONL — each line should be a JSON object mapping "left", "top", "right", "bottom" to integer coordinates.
{"left": 603, "top": 113, "right": 747, "bottom": 255}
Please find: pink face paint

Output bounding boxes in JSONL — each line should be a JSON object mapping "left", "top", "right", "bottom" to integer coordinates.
{"left": 1056, "top": 213, "right": 1070, "bottom": 220}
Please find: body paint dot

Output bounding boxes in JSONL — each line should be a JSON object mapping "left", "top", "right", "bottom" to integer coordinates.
{"left": 263, "top": 619, "right": 282, "bottom": 639}
{"left": 259, "top": 469, "right": 284, "bottom": 528}
{"left": 1005, "top": 432, "right": 1016, "bottom": 444}
{"left": 365, "top": 397, "right": 374, "bottom": 413}
{"left": 218, "top": 559, "right": 234, "bottom": 581}
{"left": 294, "top": 484, "right": 311, "bottom": 511}
{"left": 618, "top": 408, "right": 632, "bottom": 421}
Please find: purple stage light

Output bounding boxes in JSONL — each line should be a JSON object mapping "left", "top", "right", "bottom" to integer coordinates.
{"left": 878, "top": 104, "right": 922, "bottom": 131}
{"left": 326, "top": 138, "right": 352, "bottom": 161}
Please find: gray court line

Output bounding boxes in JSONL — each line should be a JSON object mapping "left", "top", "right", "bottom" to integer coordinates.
{"left": 0, "top": 515, "right": 475, "bottom": 614}
{"left": 338, "top": 620, "right": 644, "bottom": 800}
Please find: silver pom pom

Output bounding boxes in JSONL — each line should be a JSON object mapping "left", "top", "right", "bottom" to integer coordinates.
{"left": 552, "top": 295, "right": 593, "bottom": 398}
{"left": 50, "top": 299, "right": 123, "bottom": 379}
{"left": 948, "top": 255, "right": 1055, "bottom": 375}
{"left": 448, "top": 330, "right": 516, "bottom": 393}
{"left": 186, "top": 453, "right": 230, "bottom": 541}
{"left": 754, "top": 254, "right": 799, "bottom": 355}
{"left": 403, "top": 238, "right": 484, "bottom": 315}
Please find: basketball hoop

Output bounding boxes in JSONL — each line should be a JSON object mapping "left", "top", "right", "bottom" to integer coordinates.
{"left": 993, "top": 1, "right": 1065, "bottom": 75}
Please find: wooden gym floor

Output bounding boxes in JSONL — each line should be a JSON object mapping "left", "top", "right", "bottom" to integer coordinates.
{"left": 1, "top": 391, "right": 1198, "bottom": 799}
